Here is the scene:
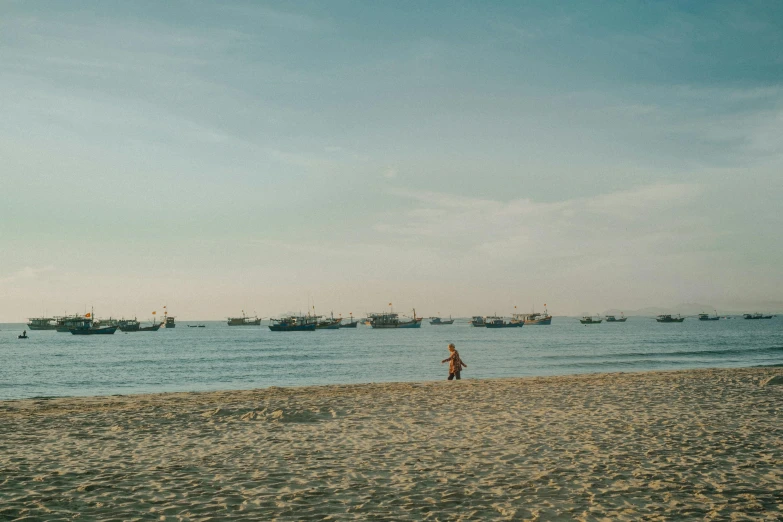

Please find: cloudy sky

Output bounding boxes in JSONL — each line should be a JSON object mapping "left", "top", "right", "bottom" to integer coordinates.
{"left": 1, "top": 1, "right": 782, "bottom": 320}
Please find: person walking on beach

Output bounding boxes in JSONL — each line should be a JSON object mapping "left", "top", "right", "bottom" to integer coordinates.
{"left": 442, "top": 343, "right": 467, "bottom": 380}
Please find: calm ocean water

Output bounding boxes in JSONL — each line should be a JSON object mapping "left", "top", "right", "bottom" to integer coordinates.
{"left": 1, "top": 317, "right": 781, "bottom": 400}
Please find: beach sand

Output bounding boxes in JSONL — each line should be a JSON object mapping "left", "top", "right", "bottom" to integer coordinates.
{"left": 1, "top": 368, "right": 781, "bottom": 520}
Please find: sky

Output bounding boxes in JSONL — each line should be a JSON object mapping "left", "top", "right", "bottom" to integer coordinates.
{"left": 1, "top": 1, "right": 782, "bottom": 321}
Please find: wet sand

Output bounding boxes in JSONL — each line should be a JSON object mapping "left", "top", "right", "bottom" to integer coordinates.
{"left": 1, "top": 367, "right": 781, "bottom": 520}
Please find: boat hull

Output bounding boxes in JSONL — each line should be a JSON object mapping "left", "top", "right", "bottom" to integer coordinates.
{"left": 524, "top": 317, "right": 552, "bottom": 325}
{"left": 137, "top": 324, "right": 162, "bottom": 331}
{"left": 486, "top": 323, "right": 523, "bottom": 328}
{"left": 371, "top": 320, "right": 422, "bottom": 329}
{"left": 269, "top": 324, "right": 316, "bottom": 332}
{"left": 339, "top": 322, "right": 358, "bottom": 328}
{"left": 227, "top": 319, "right": 262, "bottom": 326}
{"left": 70, "top": 326, "right": 118, "bottom": 335}
{"left": 27, "top": 324, "right": 57, "bottom": 331}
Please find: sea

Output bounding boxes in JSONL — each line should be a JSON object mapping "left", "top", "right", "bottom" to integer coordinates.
{"left": 1, "top": 317, "right": 781, "bottom": 400}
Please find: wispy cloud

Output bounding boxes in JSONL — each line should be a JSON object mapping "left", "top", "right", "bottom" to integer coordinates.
{"left": 0, "top": 266, "right": 54, "bottom": 285}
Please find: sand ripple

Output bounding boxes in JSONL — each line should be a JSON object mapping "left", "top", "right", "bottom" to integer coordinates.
{"left": 1, "top": 368, "right": 781, "bottom": 520}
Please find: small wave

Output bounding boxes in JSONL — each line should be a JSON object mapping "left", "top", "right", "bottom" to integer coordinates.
{"left": 540, "top": 345, "right": 783, "bottom": 360}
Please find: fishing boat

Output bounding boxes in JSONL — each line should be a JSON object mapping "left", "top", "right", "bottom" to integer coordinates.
{"left": 514, "top": 310, "right": 553, "bottom": 325}
{"left": 227, "top": 311, "right": 262, "bottom": 326}
{"left": 513, "top": 304, "right": 553, "bottom": 325}
{"left": 698, "top": 311, "right": 720, "bottom": 321}
{"left": 26, "top": 317, "right": 57, "bottom": 330}
{"left": 744, "top": 313, "right": 774, "bottom": 319}
{"left": 70, "top": 325, "right": 118, "bottom": 335}
{"left": 269, "top": 315, "right": 317, "bottom": 332}
{"left": 656, "top": 314, "right": 685, "bottom": 323}
{"left": 54, "top": 314, "right": 91, "bottom": 332}
{"left": 485, "top": 316, "right": 523, "bottom": 328}
{"left": 163, "top": 306, "right": 175, "bottom": 328}
{"left": 118, "top": 318, "right": 141, "bottom": 332}
{"left": 470, "top": 316, "right": 487, "bottom": 327}
{"left": 368, "top": 308, "right": 423, "bottom": 329}
{"left": 430, "top": 316, "right": 455, "bottom": 325}
{"left": 339, "top": 313, "right": 358, "bottom": 328}
{"left": 580, "top": 316, "right": 602, "bottom": 324}
{"left": 605, "top": 313, "right": 627, "bottom": 322}
{"left": 69, "top": 309, "right": 117, "bottom": 334}
{"left": 316, "top": 313, "right": 343, "bottom": 329}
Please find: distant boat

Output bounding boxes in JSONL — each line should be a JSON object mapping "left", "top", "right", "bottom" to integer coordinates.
{"left": 339, "top": 313, "right": 358, "bottom": 328}
{"left": 698, "top": 311, "right": 720, "bottom": 321}
{"left": 485, "top": 316, "right": 523, "bottom": 328}
{"left": 227, "top": 311, "right": 262, "bottom": 326}
{"left": 368, "top": 308, "right": 422, "bottom": 329}
{"left": 70, "top": 325, "right": 118, "bottom": 335}
{"left": 163, "top": 306, "right": 175, "bottom": 328}
{"left": 18, "top": 332, "right": 28, "bottom": 339}
{"left": 513, "top": 307, "right": 553, "bottom": 325}
{"left": 316, "top": 313, "right": 343, "bottom": 329}
{"left": 470, "top": 316, "right": 487, "bottom": 327}
{"left": 605, "top": 313, "right": 627, "bottom": 323}
{"left": 119, "top": 318, "right": 161, "bottom": 332}
{"left": 744, "top": 313, "right": 774, "bottom": 320}
{"left": 269, "top": 315, "right": 317, "bottom": 332}
{"left": 430, "top": 316, "right": 455, "bottom": 325}
{"left": 188, "top": 324, "right": 206, "bottom": 328}
{"left": 580, "top": 316, "right": 602, "bottom": 324}
{"left": 70, "top": 309, "right": 117, "bottom": 335}
{"left": 55, "top": 314, "right": 91, "bottom": 333}
{"left": 656, "top": 314, "right": 685, "bottom": 323}
{"left": 26, "top": 317, "right": 56, "bottom": 330}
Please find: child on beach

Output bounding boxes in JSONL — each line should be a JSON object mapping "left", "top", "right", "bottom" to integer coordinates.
{"left": 441, "top": 343, "right": 467, "bottom": 380}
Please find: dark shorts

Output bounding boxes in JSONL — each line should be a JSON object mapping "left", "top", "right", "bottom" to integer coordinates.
{"left": 448, "top": 371, "right": 461, "bottom": 380}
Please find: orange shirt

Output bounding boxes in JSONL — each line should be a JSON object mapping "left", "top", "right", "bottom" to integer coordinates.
{"left": 445, "top": 350, "right": 466, "bottom": 374}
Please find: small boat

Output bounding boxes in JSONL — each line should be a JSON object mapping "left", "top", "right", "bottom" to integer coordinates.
{"left": 269, "top": 315, "right": 317, "bottom": 332}
{"left": 368, "top": 308, "right": 423, "bottom": 329}
{"left": 470, "top": 316, "right": 487, "bottom": 327}
{"left": 339, "top": 313, "right": 358, "bottom": 328}
{"left": 118, "top": 318, "right": 141, "bottom": 332}
{"left": 698, "top": 311, "right": 719, "bottom": 321}
{"left": 163, "top": 306, "right": 175, "bottom": 328}
{"left": 138, "top": 322, "right": 162, "bottom": 332}
{"left": 514, "top": 305, "right": 553, "bottom": 325}
{"left": 316, "top": 313, "right": 343, "bottom": 329}
{"left": 70, "top": 325, "right": 118, "bottom": 335}
{"left": 605, "top": 313, "right": 627, "bottom": 322}
{"left": 54, "top": 314, "right": 91, "bottom": 332}
{"left": 580, "top": 316, "right": 602, "bottom": 324}
{"left": 656, "top": 314, "right": 685, "bottom": 323}
{"left": 745, "top": 313, "right": 774, "bottom": 319}
{"left": 430, "top": 316, "right": 455, "bottom": 325}
{"left": 188, "top": 324, "right": 206, "bottom": 328}
{"left": 227, "top": 311, "right": 262, "bottom": 326}
{"left": 18, "top": 332, "right": 28, "bottom": 339}
{"left": 119, "top": 317, "right": 161, "bottom": 332}
{"left": 485, "top": 316, "right": 523, "bottom": 328}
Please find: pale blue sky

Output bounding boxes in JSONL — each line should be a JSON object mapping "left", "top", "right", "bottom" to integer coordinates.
{"left": 1, "top": 1, "right": 782, "bottom": 320}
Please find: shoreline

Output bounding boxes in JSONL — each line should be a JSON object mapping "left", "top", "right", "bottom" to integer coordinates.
{"left": 2, "top": 367, "right": 781, "bottom": 519}
{"left": 2, "top": 363, "right": 781, "bottom": 404}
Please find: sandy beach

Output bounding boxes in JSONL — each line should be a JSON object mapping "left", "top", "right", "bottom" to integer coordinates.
{"left": 1, "top": 368, "right": 781, "bottom": 520}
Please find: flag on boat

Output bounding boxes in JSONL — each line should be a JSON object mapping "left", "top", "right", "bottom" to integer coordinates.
{"left": 85, "top": 313, "right": 91, "bottom": 318}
